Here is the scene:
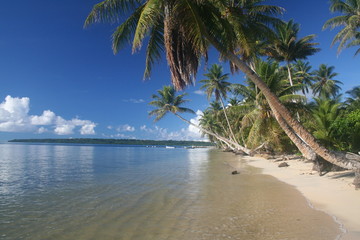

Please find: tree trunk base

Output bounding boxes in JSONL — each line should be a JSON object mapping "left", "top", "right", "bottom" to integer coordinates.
{"left": 312, "top": 157, "right": 347, "bottom": 176}
{"left": 353, "top": 169, "right": 360, "bottom": 190}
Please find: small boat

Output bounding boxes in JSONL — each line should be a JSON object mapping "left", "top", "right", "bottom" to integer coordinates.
{"left": 165, "top": 146, "right": 175, "bottom": 149}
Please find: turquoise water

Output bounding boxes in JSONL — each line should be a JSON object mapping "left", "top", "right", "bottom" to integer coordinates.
{"left": 0, "top": 143, "right": 339, "bottom": 240}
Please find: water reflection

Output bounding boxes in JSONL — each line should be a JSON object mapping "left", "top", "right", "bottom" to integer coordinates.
{"left": 0, "top": 143, "right": 95, "bottom": 197}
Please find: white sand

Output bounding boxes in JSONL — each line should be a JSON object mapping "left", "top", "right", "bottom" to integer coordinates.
{"left": 243, "top": 156, "right": 360, "bottom": 240}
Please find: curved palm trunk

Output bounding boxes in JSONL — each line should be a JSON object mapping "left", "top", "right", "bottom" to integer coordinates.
{"left": 226, "top": 51, "right": 360, "bottom": 169}
{"left": 287, "top": 62, "right": 301, "bottom": 121}
{"left": 173, "top": 113, "right": 251, "bottom": 154}
{"left": 219, "top": 96, "right": 238, "bottom": 143}
{"left": 205, "top": 34, "right": 360, "bottom": 169}
{"left": 270, "top": 105, "right": 316, "bottom": 161}
{"left": 286, "top": 62, "right": 294, "bottom": 87}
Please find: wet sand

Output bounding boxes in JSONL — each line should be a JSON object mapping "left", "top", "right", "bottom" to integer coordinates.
{"left": 244, "top": 155, "right": 360, "bottom": 240}
{"left": 216, "top": 153, "right": 341, "bottom": 240}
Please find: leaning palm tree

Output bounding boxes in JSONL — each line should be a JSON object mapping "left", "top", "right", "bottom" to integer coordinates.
{"left": 263, "top": 20, "right": 320, "bottom": 87}
{"left": 149, "top": 86, "right": 250, "bottom": 153}
{"left": 312, "top": 64, "right": 343, "bottom": 99}
{"left": 323, "top": 0, "right": 360, "bottom": 55}
{"left": 233, "top": 59, "right": 307, "bottom": 151}
{"left": 200, "top": 64, "right": 237, "bottom": 143}
{"left": 85, "top": 0, "right": 360, "bottom": 173}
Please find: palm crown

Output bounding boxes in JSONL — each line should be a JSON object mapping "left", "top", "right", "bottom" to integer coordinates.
{"left": 323, "top": 0, "right": 360, "bottom": 55}
{"left": 85, "top": 0, "right": 283, "bottom": 90}
{"left": 311, "top": 64, "right": 343, "bottom": 98}
{"left": 263, "top": 20, "right": 320, "bottom": 63}
{"left": 149, "top": 85, "right": 195, "bottom": 121}
{"left": 200, "top": 64, "right": 231, "bottom": 101}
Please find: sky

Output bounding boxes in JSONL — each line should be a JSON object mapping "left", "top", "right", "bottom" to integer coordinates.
{"left": 0, "top": 0, "right": 359, "bottom": 141}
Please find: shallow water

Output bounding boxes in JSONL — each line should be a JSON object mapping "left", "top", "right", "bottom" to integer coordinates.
{"left": 0, "top": 143, "right": 340, "bottom": 239}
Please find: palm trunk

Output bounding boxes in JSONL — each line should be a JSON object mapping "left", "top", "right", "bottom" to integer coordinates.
{"left": 286, "top": 62, "right": 294, "bottom": 87}
{"left": 227, "top": 52, "right": 360, "bottom": 169}
{"left": 270, "top": 105, "right": 316, "bottom": 161}
{"left": 173, "top": 113, "right": 251, "bottom": 154}
{"left": 206, "top": 34, "right": 360, "bottom": 169}
{"left": 219, "top": 96, "right": 238, "bottom": 143}
{"left": 287, "top": 62, "right": 301, "bottom": 122}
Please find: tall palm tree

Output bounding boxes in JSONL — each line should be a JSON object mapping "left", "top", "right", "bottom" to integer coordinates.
{"left": 263, "top": 20, "right": 320, "bottom": 87}
{"left": 312, "top": 64, "right": 343, "bottom": 98}
{"left": 86, "top": 0, "right": 360, "bottom": 170}
{"left": 323, "top": 0, "right": 360, "bottom": 55}
{"left": 200, "top": 64, "right": 237, "bottom": 142}
{"left": 149, "top": 86, "right": 250, "bottom": 153}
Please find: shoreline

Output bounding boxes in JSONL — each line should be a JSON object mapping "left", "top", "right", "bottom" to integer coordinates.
{"left": 241, "top": 155, "right": 360, "bottom": 240}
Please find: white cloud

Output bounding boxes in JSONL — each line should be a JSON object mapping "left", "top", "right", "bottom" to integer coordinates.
{"left": 31, "top": 110, "right": 56, "bottom": 125}
{"left": 140, "top": 111, "right": 208, "bottom": 141}
{"left": 0, "top": 95, "right": 97, "bottom": 135}
{"left": 37, "top": 127, "right": 48, "bottom": 134}
{"left": 193, "top": 90, "right": 206, "bottom": 96}
{"left": 123, "top": 98, "right": 145, "bottom": 104}
{"left": 117, "top": 124, "right": 135, "bottom": 132}
{"left": 187, "top": 110, "right": 203, "bottom": 139}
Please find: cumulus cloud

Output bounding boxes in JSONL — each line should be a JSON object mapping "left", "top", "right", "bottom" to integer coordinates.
{"left": 187, "top": 110, "right": 204, "bottom": 139}
{"left": 123, "top": 98, "right": 145, "bottom": 104}
{"left": 0, "top": 95, "right": 97, "bottom": 135}
{"left": 31, "top": 110, "right": 56, "bottom": 125}
{"left": 140, "top": 110, "right": 208, "bottom": 141}
{"left": 116, "top": 124, "right": 135, "bottom": 132}
{"left": 193, "top": 90, "right": 206, "bottom": 96}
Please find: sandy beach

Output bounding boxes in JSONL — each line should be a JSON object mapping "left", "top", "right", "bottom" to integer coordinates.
{"left": 241, "top": 155, "right": 360, "bottom": 240}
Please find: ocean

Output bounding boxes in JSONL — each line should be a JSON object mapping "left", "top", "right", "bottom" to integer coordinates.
{"left": 0, "top": 143, "right": 340, "bottom": 240}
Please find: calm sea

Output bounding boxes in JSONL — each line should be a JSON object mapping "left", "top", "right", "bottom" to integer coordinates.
{"left": 0, "top": 143, "right": 340, "bottom": 240}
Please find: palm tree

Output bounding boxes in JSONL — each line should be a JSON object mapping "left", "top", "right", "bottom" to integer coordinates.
{"left": 345, "top": 86, "right": 360, "bottom": 111}
{"left": 149, "top": 86, "right": 250, "bottom": 153}
{"left": 292, "top": 60, "right": 314, "bottom": 96}
{"left": 86, "top": 0, "right": 360, "bottom": 171}
{"left": 323, "top": 0, "right": 360, "bottom": 55}
{"left": 232, "top": 59, "right": 308, "bottom": 151}
{"left": 310, "top": 96, "right": 342, "bottom": 149}
{"left": 229, "top": 97, "right": 241, "bottom": 106}
{"left": 312, "top": 64, "right": 343, "bottom": 98}
{"left": 263, "top": 20, "right": 320, "bottom": 87}
{"left": 200, "top": 64, "right": 237, "bottom": 142}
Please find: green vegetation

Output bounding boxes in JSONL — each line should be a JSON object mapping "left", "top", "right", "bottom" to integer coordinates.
{"left": 8, "top": 138, "right": 214, "bottom": 147}
{"left": 86, "top": 0, "right": 360, "bottom": 180}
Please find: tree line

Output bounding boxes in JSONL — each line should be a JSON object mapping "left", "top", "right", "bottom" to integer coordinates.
{"left": 85, "top": 0, "right": 360, "bottom": 187}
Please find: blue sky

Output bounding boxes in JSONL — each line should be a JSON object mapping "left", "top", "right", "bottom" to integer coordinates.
{"left": 0, "top": 0, "right": 359, "bottom": 141}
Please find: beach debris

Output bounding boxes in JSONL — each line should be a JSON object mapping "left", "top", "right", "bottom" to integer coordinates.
{"left": 278, "top": 162, "right": 289, "bottom": 168}
{"left": 231, "top": 170, "right": 240, "bottom": 175}
{"left": 253, "top": 153, "right": 275, "bottom": 160}
{"left": 354, "top": 169, "right": 360, "bottom": 190}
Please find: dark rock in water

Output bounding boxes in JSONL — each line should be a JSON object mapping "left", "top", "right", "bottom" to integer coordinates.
{"left": 231, "top": 170, "right": 240, "bottom": 175}
{"left": 278, "top": 162, "right": 289, "bottom": 168}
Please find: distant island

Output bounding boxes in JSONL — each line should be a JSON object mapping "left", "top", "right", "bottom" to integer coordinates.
{"left": 8, "top": 138, "right": 214, "bottom": 147}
